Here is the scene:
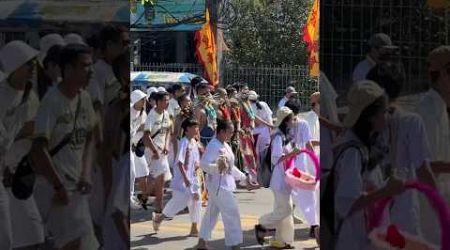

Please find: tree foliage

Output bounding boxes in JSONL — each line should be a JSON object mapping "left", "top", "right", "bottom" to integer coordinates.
{"left": 223, "top": 0, "right": 312, "bottom": 66}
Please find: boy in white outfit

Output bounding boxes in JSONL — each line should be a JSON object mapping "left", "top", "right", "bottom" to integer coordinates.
{"left": 152, "top": 118, "right": 202, "bottom": 235}
{"left": 196, "top": 120, "right": 257, "bottom": 250}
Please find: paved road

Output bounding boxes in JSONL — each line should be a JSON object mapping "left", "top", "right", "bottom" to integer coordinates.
{"left": 131, "top": 187, "right": 319, "bottom": 250}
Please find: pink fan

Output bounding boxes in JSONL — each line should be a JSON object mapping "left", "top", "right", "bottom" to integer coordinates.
{"left": 284, "top": 149, "right": 320, "bottom": 190}
{"left": 368, "top": 181, "right": 450, "bottom": 250}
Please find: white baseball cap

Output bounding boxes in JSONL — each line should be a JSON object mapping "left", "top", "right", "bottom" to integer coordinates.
{"left": 38, "top": 33, "right": 65, "bottom": 66}
{"left": 131, "top": 89, "right": 147, "bottom": 106}
{"left": 157, "top": 86, "right": 166, "bottom": 92}
{"left": 0, "top": 40, "right": 39, "bottom": 77}
{"left": 64, "top": 33, "right": 86, "bottom": 45}
{"left": 147, "top": 86, "right": 158, "bottom": 96}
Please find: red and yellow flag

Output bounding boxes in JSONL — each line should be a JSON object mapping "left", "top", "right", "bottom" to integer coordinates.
{"left": 303, "top": 0, "right": 319, "bottom": 77}
{"left": 195, "top": 10, "right": 219, "bottom": 87}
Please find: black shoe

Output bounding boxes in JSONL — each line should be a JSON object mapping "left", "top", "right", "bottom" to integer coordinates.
{"left": 254, "top": 224, "right": 267, "bottom": 245}
{"left": 309, "top": 225, "right": 318, "bottom": 238}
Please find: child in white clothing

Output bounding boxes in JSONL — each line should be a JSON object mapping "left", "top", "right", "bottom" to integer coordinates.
{"left": 152, "top": 118, "right": 202, "bottom": 236}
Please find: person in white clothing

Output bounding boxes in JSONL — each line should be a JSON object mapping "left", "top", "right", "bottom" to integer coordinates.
{"left": 0, "top": 41, "right": 44, "bottom": 250}
{"left": 196, "top": 120, "right": 257, "bottom": 250}
{"left": 367, "top": 61, "right": 438, "bottom": 238}
{"left": 152, "top": 118, "right": 202, "bottom": 236}
{"left": 130, "top": 90, "right": 150, "bottom": 209}
{"left": 248, "top": 90, "right": 273, "bottom": 157}
{"left": 284, "top": 99, "right": 318, "bottom": 239}
{"left": 144, "top": 91, "right": 172, "bottom": 219}
{"left": 352, "top": 33, "right": 392, "bottom": 83}
{"left": 30, "top": 44, "right": 99, "bottom": 250}
{"left": 324, "top": 81, "right": 404, "bottom": 250}
{"left": 277, "top": 86, "right": 298, "bottom": 109}
{"left": 255, "top": 107, "right": 304, "bottom": 249}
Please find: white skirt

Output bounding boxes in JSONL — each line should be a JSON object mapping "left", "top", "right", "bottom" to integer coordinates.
{"left": 0, "top": 181, "right": 12, "bottom": 250}
{"left": 133, "top": 152, "right": 149, "bottom": 178}
{"left": 146, "top": 149, "right": 172, "bottom": 181}
{"left": 7, "top": 191, "right": 45, "bottom": 248}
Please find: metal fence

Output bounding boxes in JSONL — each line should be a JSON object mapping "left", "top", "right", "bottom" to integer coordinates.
{"left": 132, "top": 62, "right": 318, "bottom": 112}
{"left": 321, "top": 0, "right": 450, "bottom": 103}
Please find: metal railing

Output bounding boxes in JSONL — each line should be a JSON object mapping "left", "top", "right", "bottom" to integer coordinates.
{"left": 133, "top": 62, "right": 318, "bottom": 112}
{"left": 321, "top": 0, "right": 450, "bottom": 101}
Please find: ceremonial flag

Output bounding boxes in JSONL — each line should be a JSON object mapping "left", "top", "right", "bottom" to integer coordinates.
{"left": 195, "top": 9, "right": 219, "bottom": 87}
{"left": 303, "top": 0, "right": 319, "bottom": 77}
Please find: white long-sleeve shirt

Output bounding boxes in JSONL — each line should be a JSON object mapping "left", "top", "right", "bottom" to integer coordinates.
{"left": 200, "top": 137, "right": 246, "bottom": 193}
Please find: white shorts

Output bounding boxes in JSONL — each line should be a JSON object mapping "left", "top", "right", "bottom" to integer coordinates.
{"left": 7, "top": 191, "right": 45, "bottom": 248}
{"left": 146, "top": 149, "right": 172, "bottom": 181}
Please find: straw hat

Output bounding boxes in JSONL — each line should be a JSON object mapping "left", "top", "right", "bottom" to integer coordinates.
{"left": 343, "top": 80, "right": 385, "bottom": 128}
{"left": 0, "top": 40, "right": 39, "bottom": 77}
{"left": 131, "top": 89, "right": 147, "bottom": 107}
{"left": 248, "top": 90, "right": 259, "bottom": 101}
{"left": 38, "top": 33, "right": 65, "bottom": 66}
{"left": 64, "top": 33, "right": 86, "bottom": 45}
{"left": 274, "top": 106, "right": 293, "bottom": 128}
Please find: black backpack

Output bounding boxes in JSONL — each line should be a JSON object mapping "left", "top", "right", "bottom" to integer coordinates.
{"left": 320, "top": 140, "right": 369, "bottom": 250}
{"left": 257, "top": 131, "right": 285, "bottom": 188}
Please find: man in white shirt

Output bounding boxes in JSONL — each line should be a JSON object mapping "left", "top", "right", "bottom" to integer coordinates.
{"left": 277, "top": 86, "right": 298, "bottom": 109}
{"left": 167, "top": 83, "right": 186, "bottom": 119}
{"left": 352, "top": 33, "right": 392, "bottom": 83}
{"left": 196, "top": 120, "right": 255, "bottom": 250}
{"left": 30, "top": 44, "right": 98, "bottom": 250}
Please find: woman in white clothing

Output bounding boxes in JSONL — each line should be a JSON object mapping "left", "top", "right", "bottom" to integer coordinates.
{"left": 196, "top": 120, "right": 257, "bottom": 250}
{"left": 255, "top": 107, "right": 303, "bottom": 249}
{"left": 323, "top": 81, "right": 404, "bottom": 250}
{"left": 285, "top": 99, "right": 319, "bottom": 239}
{"left": 130, "top": 89, "right": 150, "bottom": 209}
{"left": 152, "top": 118, "right": 202, "bottom": 236}
{"left": 248, "top": 90, "right": 273, "bottom": 158}
{"left": 143, "top": 91, "right": 172, "bottom": 219}
{"left": 0, "top": 41, "right": 45, "bottom": 250}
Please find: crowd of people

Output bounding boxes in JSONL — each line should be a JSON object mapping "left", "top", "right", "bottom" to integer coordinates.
{"left": 321, "top": 33, "right": 450, "bottom": 249}
{"left": 0, "top": 25, "right": 130, "bottom": 250}
{"left": 131, "top": 81, "right": 321, "bottom": 249}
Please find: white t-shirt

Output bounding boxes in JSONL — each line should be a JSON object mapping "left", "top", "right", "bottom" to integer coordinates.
{"left": 34, "top": 87, "right": 97, "bottom": 188}
{"left": 130, "top": 107, "right": 147, "bottom": 145}
{"left": 87, "top": 59, "right": 121, "bottom": 106}
{"left": 270, "top": 131, "right": 293, "bottom": 195}
{"left": 168, "top": 98, "right": 180, "bottom": 119}
{"left": 144, "top": 108, "right": 171, "bottom": 150}
{"left": 291, "top": 118, "right": 313, "bottom": 173}
{"left": 352, "top": 56, "right": 376, "bottom": 83}
{"left": 171, "top": 137, "right": 200, "bottom": 194}
{"left": 278, "top": 96, "right": 289, "bottom": 109}
{"left": 200, "top": 138, "right": 246, "bottom": 193}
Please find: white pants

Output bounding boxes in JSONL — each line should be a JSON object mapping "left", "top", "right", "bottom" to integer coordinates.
{"left": 292, "top": 188, "right": 318, "bottom": 226}
{"left": 7, "top": 190, "right": 45, "bottom": 248}
{"left": 199, "top": 189, "right": 243, "bottom": 246}
{"left": 0, "top": 182, "right": 12, "bottom": 250}
{"left": 163, "top": 190, "right": 201, "bottom": 223}
{"left": 259, "top": 191, "right": 294, "bottom": 244}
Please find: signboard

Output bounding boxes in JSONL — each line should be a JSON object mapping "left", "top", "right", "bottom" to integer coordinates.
{"left": 131, "top": 0, "right": 206, "bottom": 31}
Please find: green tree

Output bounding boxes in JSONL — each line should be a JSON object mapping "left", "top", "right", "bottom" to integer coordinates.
{"left": 223, "top": 0, "right": 312, "bottom": 66}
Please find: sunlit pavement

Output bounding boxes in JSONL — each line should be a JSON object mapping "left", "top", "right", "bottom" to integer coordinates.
{"left": 131, "top": 187, "right": 319, "bottom": 250}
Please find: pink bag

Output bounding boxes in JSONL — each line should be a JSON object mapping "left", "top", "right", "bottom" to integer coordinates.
{"left": 284, "top": 149, "right": 320, "bottom": 190}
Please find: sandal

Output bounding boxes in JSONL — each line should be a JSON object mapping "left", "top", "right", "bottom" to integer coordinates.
{"left": 254, "top": 224, "right": 267, "bottom": 245}
{"left": 269, "top": 240, "right": 295, "bottom": 249}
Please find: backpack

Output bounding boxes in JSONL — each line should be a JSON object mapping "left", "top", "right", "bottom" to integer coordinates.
{"left": 320, "top": 140, "right": 369, "bottom": 250}
{"left": 257, "top": 131, "right": 285, "bottom": 188}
